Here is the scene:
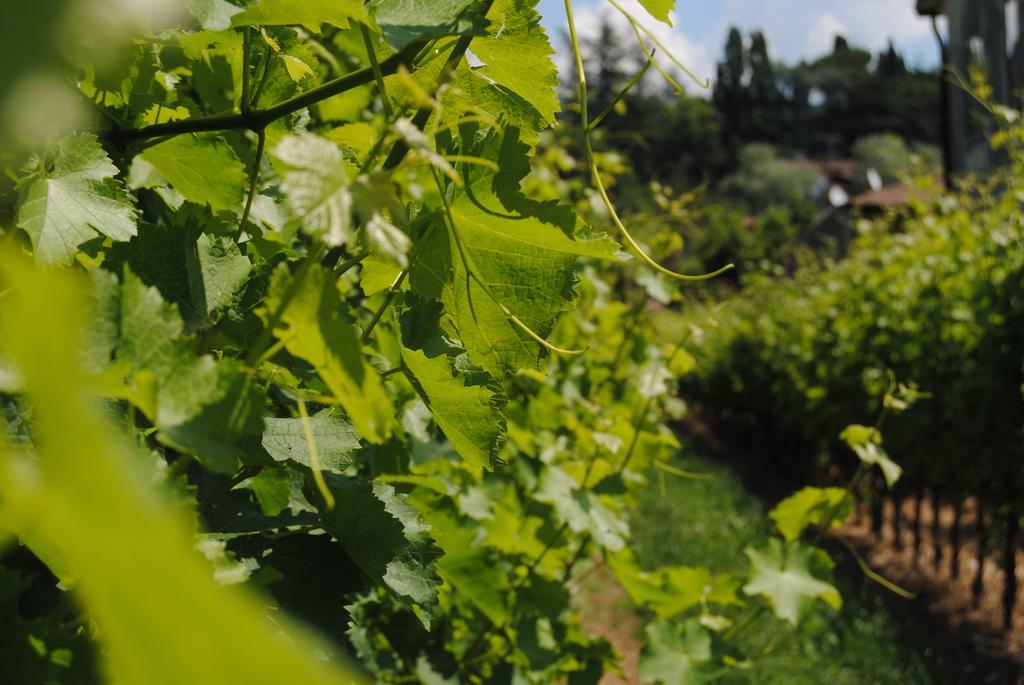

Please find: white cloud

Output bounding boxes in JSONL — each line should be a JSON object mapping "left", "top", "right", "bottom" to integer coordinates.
{"left": 715, "top": 0, "right": 933, "bottom": 63}
{"left": 806, "top": 12, "right": 849, "bottom": 55}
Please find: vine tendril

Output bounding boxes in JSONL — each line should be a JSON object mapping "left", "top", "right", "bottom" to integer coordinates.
{"left": 563, "top": 0, "right": 734, "bottom": 282}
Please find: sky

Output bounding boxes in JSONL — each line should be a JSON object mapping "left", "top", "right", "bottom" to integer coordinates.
{"left": 535, "top": 0, "right": 941, "bottom": 92}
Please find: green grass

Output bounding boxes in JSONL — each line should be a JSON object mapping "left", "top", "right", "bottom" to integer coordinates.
{"left": 631, "top": 443, "right": 939, "bottom": 685}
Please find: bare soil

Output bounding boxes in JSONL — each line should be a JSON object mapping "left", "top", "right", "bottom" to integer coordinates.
{"left": 837, "top": 495, "right": 1024, "bottom": 683}
{"left": 573, "top": 559, "right": 643, "bottom": 684}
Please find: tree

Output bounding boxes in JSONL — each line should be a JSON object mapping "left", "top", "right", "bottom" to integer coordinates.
{"left": 717, "top": 143, "right": 821, "bottom": 214}
{"left": 713, "top": 27, "right": 748, "bottom": 160}
{"left": 746, "top": 31, "right": 781, "bottom": 141}
{"left": 876, "top": 42, "right": 907, "bottom": 77}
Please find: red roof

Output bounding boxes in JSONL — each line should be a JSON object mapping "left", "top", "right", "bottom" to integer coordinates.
{"left": 852, "top": 185, "right": 914, "bottom": 207}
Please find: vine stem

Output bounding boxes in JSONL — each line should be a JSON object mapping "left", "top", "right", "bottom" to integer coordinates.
{"left": 333, "top": 249, "right": 371, "bottom": 277}
{"left": 103, "top": 40, "right": 428, "bottom": 143}
{"left": 360, "top": 221, "right": 437, "bottom": 344}
{"left": 654, "top": 459, "right": 711, "bottom": 480}
{"left": 245, "top": 243, "right": 326, "bottom": 367}
{"left": 360, "top": 23, "right": 394, "bottom": 120}
{"left": 297, "top": 397, "right": 334, "bottom": 510}
{"left": 249, "top": 45, "right": 275, "bottom": 112}
{"left": 587, "top": 54, "right": 654, "bottom": 131}
{"left": 623, "top": 15, "right": 682, "bottom": 94}
{"left": 563, "top": 0, "right": 733, "bottom": 282}
{"left": 361, "top": 270, "right": 410, "bottom": 344}
{"left": 562, "top": 533, "right": 593, "bottom": 583}
{"left": 835, "top": 536, "right": 915, "bottom": 598}
{"left": 722, "top": 604, "right": 767, "bottom": 642}
{"left": 237, "top": 128, "right": 266, "bottom": 240}
{"left": 381, "top": 0, "right": 496, "bottom": 170}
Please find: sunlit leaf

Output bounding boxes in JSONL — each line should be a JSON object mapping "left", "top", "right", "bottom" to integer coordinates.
{"left": 139, "top": 135, "right": 246, "bottom": 213}
{"left": 17, "top": 133, "right": 137, "bottom": 265}
{"left": 742, "top": 539, "right": 841, "bottom": 625}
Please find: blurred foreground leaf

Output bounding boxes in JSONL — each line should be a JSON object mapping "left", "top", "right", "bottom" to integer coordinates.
{"left": 0, "top": 254, "right": 365, "bottom": 685}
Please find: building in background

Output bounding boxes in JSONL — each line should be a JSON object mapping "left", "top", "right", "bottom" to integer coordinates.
{"left": 917, "top": 0, "right": 1024, "bottom": 178}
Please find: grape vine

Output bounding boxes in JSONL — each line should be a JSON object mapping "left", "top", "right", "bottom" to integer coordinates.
{"left": 0, "top": 1, "right": 908, "bottom": 683}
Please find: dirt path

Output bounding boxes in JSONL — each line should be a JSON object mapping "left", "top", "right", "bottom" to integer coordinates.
{"left": 574, "top": 560, "right": 643, "bottom": 684}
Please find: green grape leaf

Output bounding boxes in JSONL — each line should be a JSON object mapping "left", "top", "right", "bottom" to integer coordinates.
{"left": 383, "top": 557, "right": 441, "bottom": 606}
{"left": 638, "top": 619, "right": 713, "bottom": 685}
{"left": 392, "top": 118, "right": 459, "bottom": 179}
{"left": 262, "top": 411, "right": 360, "bottom": 472}
{"left": 536, "top": 466, "right": 627, "bottom": 550}
{"left": 326, "top": 122, "right": 376, "bottom": 159}
{"left": 113, "top": 223, "right": 198, "bottom": 330}
{"left": 401, "top": 348, "right": 504, "bottom": 470}
{"left": 17, "top": 133, "right": 137, "bottom": 265}
{"left": 412, "top": 128, "right": 617, "bottom": 376}
{"left": 426, "top": 511, "right": 511, "bottom": 626}
{"left": 360, "top": 255, "right": 403, "bottom": 296}
{"left": 659, "top": 566, "right": 724, "bottom": 615}
{"left": 840, "top": 424, "right": 901, "bottom": 487}
{"left": 606, "top": 549, "right": 686, "bottom": 616}
{"left": 350, "top": 172, "right": 412, "bottom": 267}
{"left": 839, "top": 424, "right": 881, "bottom": 446}
{"left": 190, "top": 234, "right": 252, "bottom": 317}
{"left": 118, "top": 271, "right": 264, "bottom": 473}
{"left": 770, "top": 486, "right": 851, "bottom": 542}
{"left": 114, "top": 224, "right": 251, "bottom": 330}
{"left": 232, "top": 0, "right": 366, "bottom": 29}
{"left": 280, "top": 53, "right": 315, "bottom": 82}
{"left": 0, "top": 256, "right": 366, "bottom": 685}
{"left": 266, "top": 264, "right": 395, "bottom": 443}
{"left": 607, "top": 549, "right": 740, "bottom": 620}
{"left": 470, "top": 0, "right": 560, "bottom": 127}
{"left": 274, "top": 133, "right": 355, "bottom": 248}
{"left": 119, "top": 269, "right": 184, "bottom": 380}
{"left": 81, "top": 269, "right": 121, "bottom": 375}
{"left": 374, "top": 0, "right": 488, "bottom": 50}
{"left": 399, "top": 297, "right": 505, "bottom": 470}
{"left": 188, "top": 0, "right": 243, "bottom": 30}
{"left": 443, "top": 63, "right": 549, "bottom": 144}
{"left": 247, "top": 466, "right": 291, "bottom": 517}
{"left": 637, "top": 0, "right": 675, "bottom": 26}
{"left": 155, "top": 356, "right": 264, "bottom": 474}
{"left": 195, "top": 535, "right": 258, "bottom": 585}
{"left": 176, "top": 30, "right": 245, "bottom": 112}
{"left": 410, "top": 1, "right": 560, "bottom": 143}
{"left": 415, "top": 656, "right": 458, "bottom": 685}
{"left": 314, "top": 476, "right": 408, "bottom": 580}
{"left": 742, "top": 539, "right": 841, "bottom": 625}
{"left": 483, "top": 502, "right": 548, "bottom": 561}
{"left": 139, "top": 135, "right": 246, "bottom": 213}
